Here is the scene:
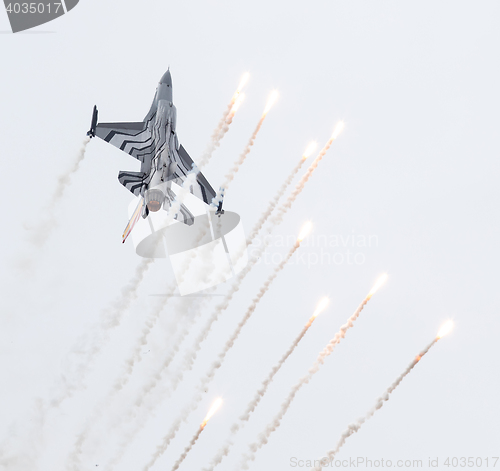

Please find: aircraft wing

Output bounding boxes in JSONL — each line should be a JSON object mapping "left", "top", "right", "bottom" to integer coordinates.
{"left": 171, "top": 144, "right": 217, "bottom": 205}
{"left": 95, "top": 122, "right": 154, "bottom": 162}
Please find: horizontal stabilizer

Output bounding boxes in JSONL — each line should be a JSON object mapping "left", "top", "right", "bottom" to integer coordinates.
{"left": 118, "top": 171, "right": 146, "bottom": 196}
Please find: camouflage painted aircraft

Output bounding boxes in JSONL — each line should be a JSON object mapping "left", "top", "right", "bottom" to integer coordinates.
{"left": 87, "top": 69, "right": 218, "bottom": 242}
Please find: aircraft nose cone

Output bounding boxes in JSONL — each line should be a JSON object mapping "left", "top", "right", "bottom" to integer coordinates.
{"left": 160, "top": 69, "right": 172, "bottom": 87}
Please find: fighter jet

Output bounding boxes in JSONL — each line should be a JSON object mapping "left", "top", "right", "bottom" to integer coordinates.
{"left": 87, "top": 69, "right": 220, "bottom": 242}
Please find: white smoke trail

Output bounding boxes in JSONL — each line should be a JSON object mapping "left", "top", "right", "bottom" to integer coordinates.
{"left": 200, "top": 125, "right": 340, "bottom": 314}
{"left": 67, "top": 292, "right": 179, "bottom": 471}
{"left": 205, "top": 298, "right": 329, "bottom": 471}
{"left": 0, "top": 399, "right": 46, "bottom": 471}
{"left": 95, "top": 126, "right": 337, "bottom": 468}
{"left": 112, "top": 283, "right": 177, "bottom": 392}
{"left": 212, "top": 114, "right": 265, "bottom": 205}
{"left": 211, "top": 72, "right": 249, "bottom": 147}
{"left": 239, "top": 274, "right": 384, "bottom": 470}
{"left": 128, "top": 126, "right": 333, "bottom": 417}
{"left": 171, "top": 427, "right": 204, "bottom": 471}
{"left": 26, "top": 136, "right": 91, "bottom": 248}
{"left": 52, "top": 136, "right": 91, "bottom": 202}
{"left": 311, "top": 338, "right": 442, "bottom": 471}
{"left": 139, "top": 254, "right": 280, "bottom": 471}
{"left": 105, "top": 288, "right": 224, "bottom": 470}
{"left": 110, "top": 216, "right": 222, "bottom": 396}
{"left": 134, "top": 299, "right": 202, "bottom": 408}
{"left": 99, "top": 81, "right": 245, "bottom": 426}
{"left": 72, "top": 224, "right": 222, "bottom": 470}
{"left": 154, "top": 397, "right": 221, "bottom": 471}
{"left": 131, "top": 132, "right": 337, "bottom": 453}
{"left": 246, "top": 142, "right": 316, "bottom": 244}
{"left": 8, "top": 257, "right": 153, "bottom": 471}
{"left": 110, "top": 218, "right": 215, "bottom": 399}
{"left": 238, "top": 303, "right": 326, "bottom": 424}
{"left": 169, "top": 135, "right": 336, "bottom": 392}
{"left": 61, "top": 260, "right": 164, "bottom": 471}
{"left": 160, "top": 215, "right": 299, "bottom": 398}
{"left": 165, "top": 83, "right": 245, "bottom": 228}
{"left": 212, "top": 91, "right": 278, "bottom": 207}
{"left": 68, "top": 279, "right": 181, "bottom": 470}
{"left": 151, "top": 233, "right": 272, "bottom": 401}
{"left": 68, "top": 80, "right": 247, "bottom": 468}
{"left": 199, "top": 92, "right": 244, "bottom": 170}
{"left": 1, "top": 257, "right": 154, "bottom": 471}
{"left": 102, "top": 297, "right": 210, "bottom": 471}
{"left": 52, "top": 257, "right": 154, "bottom": 407}
{"left": 269, "top": 122, "right": 344, "bottom": 228}
{"left": 216, "top": 122, "right": 341, "bottom": 282}
{"left": 85, "top": 124, "right": 340, "bottom": 469}
{"left": 143, "top": 227, "right": 310, "bottom": 471}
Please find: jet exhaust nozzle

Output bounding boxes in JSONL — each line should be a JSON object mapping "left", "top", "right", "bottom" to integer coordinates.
{"left": 145, "top": 189, "right": 165, "bottom": 212}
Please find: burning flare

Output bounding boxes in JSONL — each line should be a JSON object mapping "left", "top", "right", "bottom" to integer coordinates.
{"left": 166, "top": 399, "right": 223, "bottom": 471}
{"left": 305, "top": 297, "right": 329, "bottom": 329}
{"left": 436, "top": 320, "right": 454, "bottom": 339}
{"left": 297, "top": 222, "right": 313, "bottom": 242}
{"left": 145, "top": 222, "right": 312, "bottom": 469}
{"left": 229, "top": 93, "right": 245, "bottom": 116}
{"left": 331, "top": 121, "right": 345, "bottom": 140}
{"left": 170, "top": 399, "right": 222, "bottom": 471}
{"left": 204, "top": 297, "right": 329, "bottom": 471}
{"left": 269, "top": 125, "right": 344, "bottom": 229}
{"left": 312, "top": 297, "right": 330, "bottom": 319}
{"left": 165, "top": 74, "right": 249, "bottom": 226}
{"left": 311, "top": 325, "right": 450, "bottom": 471}
{"left": 238, "top": 277, "right": 383, "bottom": 469}
{"left": 367, "top": 273, "right": 388, "bottom": 299}
{"left": 303, "top": 141, "right": 318, "bottom": 160}
{"left": 212, "top": 90, "right": 278, "bottom": 207}
{"left": 201, "top": 398, "right": 223, "bottom": 429}
{"left": 237, "top": 72, "right": 250, "bottom": 93}
{"left": 263, "top": 90, "right": 279, "bottom": 115}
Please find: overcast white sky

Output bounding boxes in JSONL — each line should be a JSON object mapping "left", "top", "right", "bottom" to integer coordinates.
{"left": 1, "top": 1, "right": 499, "bottom": 470}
